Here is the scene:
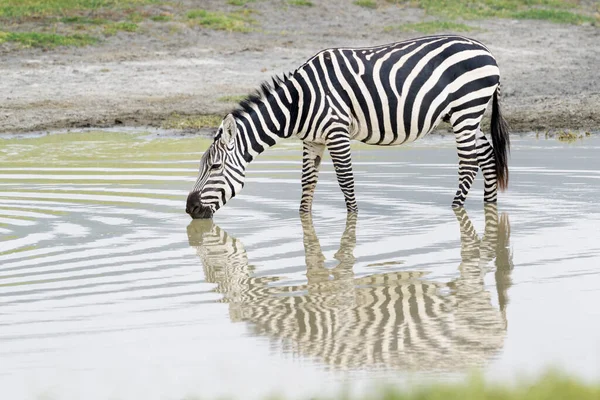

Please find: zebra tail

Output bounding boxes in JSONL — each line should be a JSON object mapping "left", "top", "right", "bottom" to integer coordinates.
{"left": 491, "top": 86, "right": 510, "bottom": 191}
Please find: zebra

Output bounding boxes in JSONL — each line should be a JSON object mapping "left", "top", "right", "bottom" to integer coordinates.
{"left": 187, "top": 205, "right": 514, "bottom": 370}
{"left": 186, "top": 35, "right": 510, "bottom": 219}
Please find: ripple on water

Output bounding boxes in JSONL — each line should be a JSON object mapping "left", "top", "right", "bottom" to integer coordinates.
{"left": 0, "top": 132, "right": 600, "bottom": 399}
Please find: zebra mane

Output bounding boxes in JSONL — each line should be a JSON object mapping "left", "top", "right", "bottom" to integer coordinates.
{"left": 231, "top": 72, "right": 294, "bottom": 119}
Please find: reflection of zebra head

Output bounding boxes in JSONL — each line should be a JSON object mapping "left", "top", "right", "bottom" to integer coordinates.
{"left": 187, "top": 206, "right": 513, "bottom": 370}
{"left": 186, "top": 114, "right": 246, "bottom": 219}
{"left": 187, "top": 219, "right": 253, "bottom": 304}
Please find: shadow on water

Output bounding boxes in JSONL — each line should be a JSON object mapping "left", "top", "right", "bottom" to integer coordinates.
{"left": 187, "top": 205, "right": 514, "bottom": 371}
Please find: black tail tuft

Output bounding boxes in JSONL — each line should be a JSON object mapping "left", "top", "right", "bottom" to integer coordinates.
{"left": 491, "top": 87, "right": 510, "bottom": 191}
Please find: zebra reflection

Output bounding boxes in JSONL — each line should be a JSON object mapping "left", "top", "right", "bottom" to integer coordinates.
{"left": 187, "top": 205, "right": 513, "bottom": 370}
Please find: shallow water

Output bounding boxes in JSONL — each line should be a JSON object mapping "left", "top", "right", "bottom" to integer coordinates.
{"left": 1, "top": 132, "right": 599, "bottom": 400}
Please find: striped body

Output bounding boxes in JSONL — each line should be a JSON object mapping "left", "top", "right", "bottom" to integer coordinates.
{"left": 186, "top": 35, "right": 510, "bottom": 219}
{"left": 187, "top": 206, "right": 513, "bottom": 370}
{"left": 295, "top": 36, "right": 500, "bottom": 145}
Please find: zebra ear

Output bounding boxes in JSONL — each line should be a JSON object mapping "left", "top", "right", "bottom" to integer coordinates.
{"left": 219, "top": 114, "right": 237, "bottom": 146}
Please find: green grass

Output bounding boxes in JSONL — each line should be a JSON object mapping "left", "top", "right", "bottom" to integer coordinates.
{"left": 390, "top": 0, "right": 598, "bottom": 25}
{"left": 150, "top": 14, "right": 171, "bottom": 22}
{"left": 60, "top": 16, "right": 108, "bottom": 24}
{"left": 187, "top": 9, "right": 254, "bottom": 32}
{"left": 161, "top": 114, "right": 223, "bottom": 130}
{"left": 169, "top": 372, "right": 600, "bottom": 399}
{"left": 0, "top": 0, "right": 155, "bottom": 20}
{"left": 354, "top": 0, "right": 378, "bottom": 8}
{"left": 378, "top": 375, "right": 599, "bottom": 400}
{"left": 126, "top": 11, "right": 144, "bottom": 23}
{"left": 0, "top": 0, "right": 155, "bottom": 48}
{"left": 513, "top": 8, "right": 596, "bottom": 23}
{"left": 312, "top": 373, "right": 600, "bottom": 400}
{"left": 385, "top": 20, "right": 474, "bottom": 33}
{"left": 0, "top": 31, "right": 98, "bottom": 48}
{"left": 288, "top": 0, "right": 314, "bottom": 6}
{"left": 103, "top": 21, "right": 138, "bottom": 35}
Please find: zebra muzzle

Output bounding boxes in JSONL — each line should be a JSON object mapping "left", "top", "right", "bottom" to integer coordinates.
{"left": 186, "top": 192, "right": 213, "bottom": 219}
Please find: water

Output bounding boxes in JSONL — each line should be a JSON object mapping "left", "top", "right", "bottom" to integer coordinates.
{"left": 1, "top": 131, "right": 599, "bottom": 400}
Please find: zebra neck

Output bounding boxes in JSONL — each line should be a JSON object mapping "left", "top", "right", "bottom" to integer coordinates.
{"left": 235, "top": 78, "right": 301, "bottom": 164}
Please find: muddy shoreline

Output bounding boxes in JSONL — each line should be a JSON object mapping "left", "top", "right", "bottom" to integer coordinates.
{"left": 1, "top": 1, "right": 599, "bottom": 135}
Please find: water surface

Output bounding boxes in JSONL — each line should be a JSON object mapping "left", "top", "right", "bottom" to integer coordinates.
{"left": 1, "top": 132, "right": 599, "bottom": 400}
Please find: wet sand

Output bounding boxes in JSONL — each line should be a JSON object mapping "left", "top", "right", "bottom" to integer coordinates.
{"left": 0, "top": 0, "right": 599, "bottom": 134}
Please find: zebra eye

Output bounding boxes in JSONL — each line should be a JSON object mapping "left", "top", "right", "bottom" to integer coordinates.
{"left": 211, "top": 163, "right": 222, "bottom": 170}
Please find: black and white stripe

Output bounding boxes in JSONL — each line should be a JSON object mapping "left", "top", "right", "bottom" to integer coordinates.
{"left": 187, "top": 205, "right": 514, "bottom": 369}
{"left": 186, "top": 35, "right": 510, "bottom": 218}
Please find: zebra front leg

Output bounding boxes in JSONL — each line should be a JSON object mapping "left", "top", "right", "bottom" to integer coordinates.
{"left": 299, "top": 141, "right": 325, "bottom": 213}
{"left": 326, "top": 132, "right": 358, "bottom": 213}
{"left": 452, "top": 129, "right": 480, "bottom": 208}
{"left": 476, "top": 128, "right": 498, "bottom": 203}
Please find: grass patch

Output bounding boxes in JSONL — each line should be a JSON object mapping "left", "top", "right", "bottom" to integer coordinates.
{"left": 217, "top": 95, "right": 248, "bottom": 103}
{"left": 0, "top": 31, "right": 98, "bottom": 48}
{"left": 150, "top": 14, "right": 171, "bottom": 22}
{"left": 385, "top": 20, "right": 474, "bottom": 33}
{"left": 366, "top": 373, "right": 600, "bottom": 400}
{"left": 161, "top": 114, "right": 223, "bottom": 130}
{"left": 187, "top": 9, "right": 254, "bottom": 32}
{"left": 103, "top": 21, "right": 138, "bottom": 35}
{"left": 513, "top": 8, "right": 596, "bottom": 24}
{"left": 126, "top": 11, "right": 144, "bottom": 23}
{"left": 536, "top": 130, "right": 592, "bottom": 141}
{"left": 557, "top": 131, "right": 579, "bottom": 142}
{"left": 389, "top": 0, "right": 597, "bottom": 25}
{"left": 1, "top": 0, "right": 156, "bottom": 49}
{"left": 288, "top": 0, "right": 314, "bottom": 6}
{"left": 0, "top": 0, "right": 156, "bottom": 20}
{"left": 60, "top": 16, "right": 107, "bottom": 24}
{"left": 555, "top": 130, "right": 591, "bottom": 142}
{"left": 354, "top": 0, "right": 378, "bottom": 8}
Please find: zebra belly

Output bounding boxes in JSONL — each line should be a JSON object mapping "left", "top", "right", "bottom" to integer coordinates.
{"left": 351, "top": 120, "right": 433, "bottom": 146}
{"left": 356, "top": 133, "right": 415, "bottom": 146}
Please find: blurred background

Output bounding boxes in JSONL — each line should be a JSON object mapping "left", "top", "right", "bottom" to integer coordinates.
{"left": 1, "top": 0, "right": 599, "bottom": 135}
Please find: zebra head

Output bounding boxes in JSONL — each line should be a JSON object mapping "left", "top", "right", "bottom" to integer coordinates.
{"left": 186, "top": 114, "right": 245, "bottom": 219}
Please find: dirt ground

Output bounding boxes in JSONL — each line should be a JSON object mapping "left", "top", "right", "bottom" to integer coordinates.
{"left": 1, "top": 0, "right": 599, "bottom": 134}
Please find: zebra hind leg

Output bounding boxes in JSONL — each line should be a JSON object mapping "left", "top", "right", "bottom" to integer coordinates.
{"left": 326, "top": 130, "right": 358, "bottom": 213}
{"left": 299, "top": 141, "right": 325, "bottom": 213}
{"left": 476, "top": 128, "right": 498, "bottom": 203}
{"left": 451, "top": 126, "right": 480, "bottom": 208}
